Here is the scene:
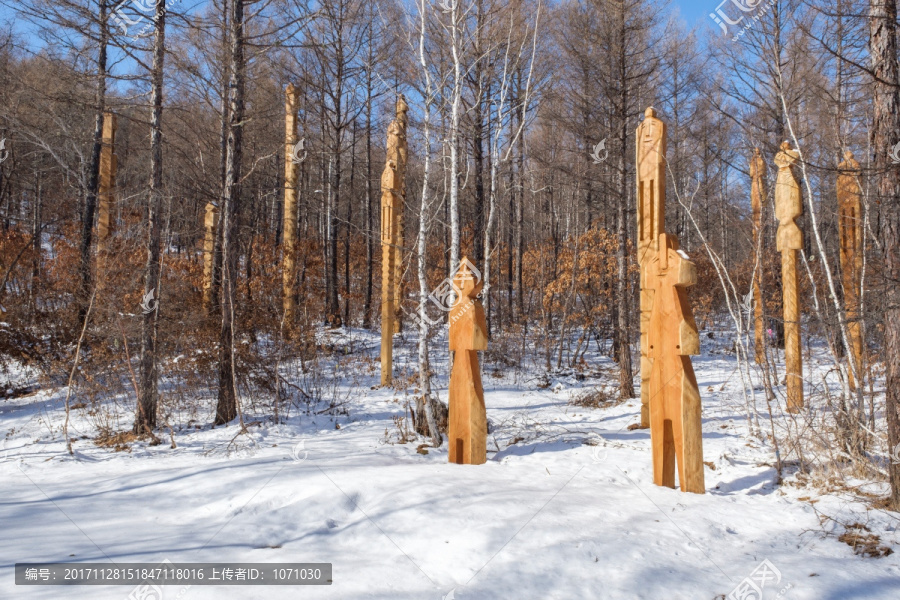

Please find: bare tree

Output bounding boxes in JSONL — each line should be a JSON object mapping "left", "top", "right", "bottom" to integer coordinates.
{"left": 869, "top": 0, "right": 900, "bottom": 509}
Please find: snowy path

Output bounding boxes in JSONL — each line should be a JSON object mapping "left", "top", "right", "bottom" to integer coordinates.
{"left": 1, "top": 330, "right": 898, "bottom": 599}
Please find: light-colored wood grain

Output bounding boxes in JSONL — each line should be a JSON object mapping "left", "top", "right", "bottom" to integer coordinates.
{"left": 202, "top": 202, "right": 218, "bottom": 313}
{"left": 636, "top": 107, "right": 667, "bottom": 428}
{"left": 644, "top": 233, "right": 705, "bottom": 494}
{"left": 838, "top": 151, "right": 864, "bottom": 390}
{"left": 775, "top": 142, "right": 804, "bottom": 412}
{"left": 97, "top": 112, "right": 117, "bottom": 258}
{"left": 381, "top": 96, "right": 408, "bottom": 385}
{"left": 448, "top": 258, "right": 488, "bottom": 465}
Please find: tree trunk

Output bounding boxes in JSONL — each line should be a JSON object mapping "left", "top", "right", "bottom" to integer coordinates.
{"left": 869, "top": 0, "right": 900, "bottom": 509}
{"left": 30, "top": 170, "right": 41, "bottom": 322}
{"left": 212, "top": 0, "right": 230, "bottom": 313}
{"left": 134, "top": 0, "right": 166, "bottom": 434}
{"left": 615, "top": 4, "right": 635, "bottom": 399}
{"left": 215, "top": 0, "right": 245, "bottom": 425}
{"left": 282, "top": 84, "right": 299, "bottom": 326}
{"left": 78, "top": 0, "right": 109, "bottom": 321}
{"left": 448, "top": 1, "right": 462, "bottom": 272}
{"left": 363, "top": 67, "right": 374, "bottom": 328}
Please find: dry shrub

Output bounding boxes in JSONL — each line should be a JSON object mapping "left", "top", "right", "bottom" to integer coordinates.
{"left": 570, "top": 385, "right": 618, "bottom": 408}
{"left": 838, "top": 523, "right": 894, "bottom": 558}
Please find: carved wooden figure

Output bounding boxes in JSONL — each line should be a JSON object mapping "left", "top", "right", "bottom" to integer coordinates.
{"left": 283, "top": 83, "right": 301, "bottom": 326}
{"left": 201, "top": 202, "right": 218, "bottom": 312}
{"left": 636, "top": 107, "right": 667, "bottom": 428}
{"left": 448, "top": 258, "right": 488, "bottom": 465}
{"left": 644, "top": 233, "right": 705, "bottom": 494}
{"left": 774, "top": 142, "right": 804, "bottom": 411}
{"left": 97, "top": 112, "right": 117, "bottom": 262}
{"left": 380, "top": 96, "right": 408, "bottom": 385}
{"left": 393, "top": 97, "right": 408, "bottom": 334}
{"left": 750, "top": 148, "right": 767, "bottom": 364}
{"left": 837, "top": 151, "right": 864, "bottom": 390}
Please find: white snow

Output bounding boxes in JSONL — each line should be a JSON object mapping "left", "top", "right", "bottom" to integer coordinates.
{"left": 1, "top": 327, "right": 898, "bottom": 599}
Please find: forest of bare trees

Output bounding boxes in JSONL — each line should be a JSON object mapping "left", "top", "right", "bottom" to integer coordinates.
{"left": 1, "top": 0, "right": 898, "bottom": 512}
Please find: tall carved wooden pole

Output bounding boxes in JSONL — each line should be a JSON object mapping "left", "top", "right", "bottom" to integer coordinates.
{"left": 837, "top": 151, "right": 864, "bottom": 390}
{"left": 202, "top": 202, "right": 218, "bottom": 313}
{"left": 380, "top": 96, "right": 408, "bottom": 385}
{"left": 393, "top": 97, "right": 408, "bottom": 334}
{"left": 751, "top": 148, "right": 767, "bottom": 364}
{"left": 636, "top": 107, "right": 667, "bottom": 428}
{"left": 96, "top": 111, "right": 117, "bottom": 275}
{"left": 644, "top": 233, "right": 705, "bottom": 493}
{"left": 282, "top": 83, "right": 301, "bottom": 326}
{"left": 774, "top": 142, "right": 804, "bottom": 412}
{"left": 448, "top": 258, "right": 488, "bottom": 465}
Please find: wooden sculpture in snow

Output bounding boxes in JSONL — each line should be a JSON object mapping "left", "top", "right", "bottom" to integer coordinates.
{"left": 201, "top": 202, "right": 217, "bottom": 313}
{"left": 837, "top": 151, "right": 864, "bottom": 390}
{"left": 636, "top": 107, "right": 667, "bottom": 429}
{"left": 393, "top": 97, "right": 408, "bottom": 335}
{"left": 644, "top": 233, "right": 705, "bottom": 494}
{"left": 774, "top": 142, "right": 804, "bottom": 411}
{"left": 97, "top": 112, "right": 117, "bottom": 271}
{"left": 380, "top": 95, "right": 408, "bottom": 385}
{"left": 283, "top": 83, "right": 301, "bottom": 326}
{"left": 448, "top": 258, "right": 488, "bottom": 465}
{"left": 751, "top": 148, "right": 767, "bottom": 364}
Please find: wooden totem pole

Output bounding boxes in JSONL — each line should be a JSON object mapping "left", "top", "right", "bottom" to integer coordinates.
{"left": 774, "top": 142, "right": 804, "bottom": 411}
{"left": 380, "top": 96, "right": 408, "bottom": 385}
{"left": 751, "top": 148, "right": 767, "bottom": 364}
{"left": 837, "top": 151, "right": 864, "bottom": 390}
{"left": 201, "top": 202, "right": 218, "bottom": 313}
{"left": 644, "top": 233, "right": 705, "bottom": 493}
{"left": 393, "top": 98, "right": 408, "bottom": 335}
{"left": 636, "top": 107, "right": 667, "bottom": 428}
{"left": 448, "top": 258, "right": 488, "bottom": 465}
{"left": 96, "top": 112, "right": 117, "bottom": 275}
{"left": 282, "top": 83, "right": 301, "bottom": 326}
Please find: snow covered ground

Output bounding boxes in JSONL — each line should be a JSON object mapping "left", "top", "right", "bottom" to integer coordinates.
{"left": 1, "top": 327, "right": 898, "bottom": 599}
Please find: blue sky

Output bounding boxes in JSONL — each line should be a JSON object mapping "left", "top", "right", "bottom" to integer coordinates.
{"left": 0, "top": 1, "right": 720, "bottom": 52}
{"left": 672, "top": 0, "right": 714, "bottom": 30}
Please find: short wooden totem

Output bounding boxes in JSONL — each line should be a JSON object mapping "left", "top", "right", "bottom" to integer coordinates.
{"left": 448, "top": 258, "right": 488, "bottom": 465}
{"left": 774, "top": 142, "right": 804, "bottom": 411}
{"left": 643, "top": 233, "right": 705, "bottom": 494}
{"left": 636, "top": 107, "right": 667, "bottom": 429}
{"left": 282, "top": 83, "right": 301, "bottom": 325}
{"left": 750, "top": 148, "right": 767, "bottom": 364}
{"left": 380, "top": 96, "right": 409, "bottom": 385}
{"left": 837, "top": 151, "right": 864, "bottom": 390}
{"left": 96, "top": 112, "right": 117, "bottom": 275}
